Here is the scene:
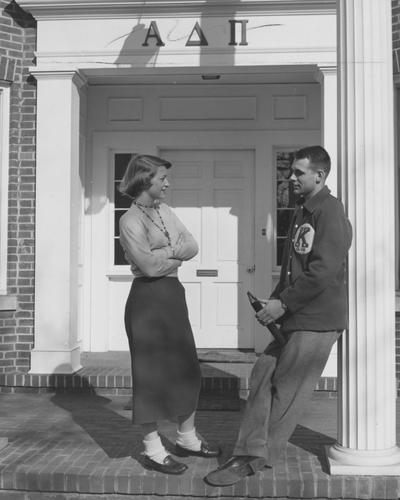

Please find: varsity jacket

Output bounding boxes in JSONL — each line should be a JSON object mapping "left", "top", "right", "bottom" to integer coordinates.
{"left": 271, "top": 186, "right": 352, "bottom": 332}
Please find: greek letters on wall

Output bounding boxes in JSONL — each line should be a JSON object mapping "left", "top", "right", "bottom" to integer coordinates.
{"left": 142, "top": 20, "right": 249, "bottom": 47}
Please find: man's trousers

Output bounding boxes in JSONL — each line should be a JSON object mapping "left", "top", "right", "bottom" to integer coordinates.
{"left": 233, "top": 330, "right": 340, "bottom": 467}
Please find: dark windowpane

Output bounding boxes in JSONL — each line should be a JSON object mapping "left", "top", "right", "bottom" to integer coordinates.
{"left": 115, "top": 182, "right": 132, "bottom": 208}
{"left": 277, "top": 181, "right": 296, "bottom": 208}
{"left": 276, "top": 151, "right": 294, "bottom": 172}
{"left": 114, "top": 210, "right": 127, "bottom": 237}
{"left": 114, "top": 238, "right": 129, "bottom": 266}
{"left": 114, "top": 153, "right": 136, "bottom": 266}
{"left": 115, "top": 153, "right": 134, "bottom": 180}
{"left": 277, "top": 210, "right": 294, "bottom": 237}
{"left": 277, "top": 238, "right": 286, "bottom": 266}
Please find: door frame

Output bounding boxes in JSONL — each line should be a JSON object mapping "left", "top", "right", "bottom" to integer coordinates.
{"left": 84, "top": 129, "right": 319, "bottom": 352}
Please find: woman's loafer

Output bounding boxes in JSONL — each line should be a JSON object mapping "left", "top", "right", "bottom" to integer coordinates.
{"left": 175, "top": 441, "right": 221, "bottom": 458}
{"left": 144, "top": 455, "right": 188, "bottom": 475}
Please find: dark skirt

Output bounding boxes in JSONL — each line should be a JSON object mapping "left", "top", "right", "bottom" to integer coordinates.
{"left": 124, "top": 276, "right": 201, "bottom": 424}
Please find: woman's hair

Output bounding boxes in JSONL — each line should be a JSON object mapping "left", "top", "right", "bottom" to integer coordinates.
{"left": 118, "top": 154, "right": 171, "bottom": 199}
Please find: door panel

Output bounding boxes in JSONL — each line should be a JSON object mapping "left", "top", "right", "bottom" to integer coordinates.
{"left": 161, "top": 149, "right": 255, "bottom": 348}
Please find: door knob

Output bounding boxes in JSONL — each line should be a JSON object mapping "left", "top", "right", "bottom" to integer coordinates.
{"left": 247, "top": 265, "right": 255, "bottom": 273}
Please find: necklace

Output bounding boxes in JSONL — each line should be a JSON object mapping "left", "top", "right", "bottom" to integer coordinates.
{"left": 134, "top": 201, "right": 171, "bottom": 247}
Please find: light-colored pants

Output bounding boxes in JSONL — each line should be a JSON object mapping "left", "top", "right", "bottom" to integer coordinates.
{"left": 233, "top": 330, "right": 340, "bottom": 468}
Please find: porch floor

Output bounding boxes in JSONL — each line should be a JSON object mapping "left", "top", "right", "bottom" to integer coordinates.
{"left": 0, "top": 351, "right": 398, "bottom": 499}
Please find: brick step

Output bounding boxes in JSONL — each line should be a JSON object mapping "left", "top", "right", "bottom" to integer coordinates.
{"left": 0, "top": 393, "right": 398, "bottom": 500}
{"left": 0, "top": 366, "right": 337, "bottom": 395}
{"left": 0, "top": 350, "right": 338, "bottom": 400}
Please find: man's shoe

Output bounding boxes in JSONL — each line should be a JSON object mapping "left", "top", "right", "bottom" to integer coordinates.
{"left": 175, "top": 440, "right": 221, "bottom": 458}
{"left": 204, "top": 455, "right": 259, "bottom": 487}
{"left": 144, "top": 455, "right": 188, "bottom": 475}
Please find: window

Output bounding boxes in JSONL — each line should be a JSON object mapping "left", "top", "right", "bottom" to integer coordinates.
{"left": 0, "top": 82, "right": 10, "bottom": 295}
{"left": 275, "top": 150, "right": 296, "bottom": 266}
{"left": 113, "top": 153, "right": 133, "bottom": 266}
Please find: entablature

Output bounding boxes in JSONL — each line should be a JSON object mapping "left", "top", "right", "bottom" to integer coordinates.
{"left": 19, "top": 0, "right": 336, "bottom": 20}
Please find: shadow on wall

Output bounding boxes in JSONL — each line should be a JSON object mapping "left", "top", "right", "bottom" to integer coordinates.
{"left": 112, "top": 0, "right": 239, "bottom": 67}
{"left": 112, "top": 21, "right": 160, "bottom": 67}
{"left": 4, "top": 0, "right": 36, "bottom": 28}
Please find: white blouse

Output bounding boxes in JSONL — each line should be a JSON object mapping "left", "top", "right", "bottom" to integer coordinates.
{"left": 119, "top": 202, "right": 198, "bottom": 278}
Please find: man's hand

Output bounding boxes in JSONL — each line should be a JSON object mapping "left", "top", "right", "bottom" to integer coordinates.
{"left": 256, "top": 299, "right": 286, "bottom": 326}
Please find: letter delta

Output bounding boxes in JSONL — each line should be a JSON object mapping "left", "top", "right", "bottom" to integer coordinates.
{"left": 142, "top": 19, "right": 249, "bottom": 47}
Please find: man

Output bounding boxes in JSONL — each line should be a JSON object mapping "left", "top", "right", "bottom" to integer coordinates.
{"left": 205, "top": 145, "right": 352, "bottom": 487}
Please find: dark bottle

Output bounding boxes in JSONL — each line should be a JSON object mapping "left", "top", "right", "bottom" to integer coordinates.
{"left": 246, "top": 291, "right": 264, "bottom": 312}
{"left": 246, "top": 291, "right": 286, "bottom": 345}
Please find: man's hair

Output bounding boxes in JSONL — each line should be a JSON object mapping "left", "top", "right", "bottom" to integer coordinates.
{"left": 293, "top": 145, "right": 331, "bottom": 177}
{"left": 118, "top": 154, "right": 171, "bottom": 199}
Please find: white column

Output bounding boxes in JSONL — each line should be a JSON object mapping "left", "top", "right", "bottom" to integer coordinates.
{"left": 30, "top": 71, "right": 85, "bottom": 374}
{"left": 327, "top": 0, "right": 400, "bottom": 474}
{"left": 314, "top": 66, "right": 338, "bottom": 378}
{"left": 314, "top": 66, "right": 338, "bottom": 196}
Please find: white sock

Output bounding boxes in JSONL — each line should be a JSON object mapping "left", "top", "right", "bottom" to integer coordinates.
{"left": 143, "top": 435, "right": 168, "bottom": 464}
{"left": 176, "top": 428, "right": 202, "bottom": 451}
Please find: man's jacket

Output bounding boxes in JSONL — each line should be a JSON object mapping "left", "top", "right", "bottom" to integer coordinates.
{"left": 271, "top": 186, "right": 352, "bottom": 332}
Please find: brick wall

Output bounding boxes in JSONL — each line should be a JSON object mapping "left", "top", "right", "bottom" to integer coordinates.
{"left": 397, "top": 313, "right": 400, "bottom": 396}
{"left": 0, "top": 1, "right": 36, "bottom": 373}
{"left": 394, "top": 0, "right": 400, "bottom": 73}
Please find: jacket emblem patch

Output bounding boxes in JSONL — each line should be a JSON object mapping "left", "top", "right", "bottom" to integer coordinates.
{"left": 293, "top": 223, "right": 315, "bottom": 254}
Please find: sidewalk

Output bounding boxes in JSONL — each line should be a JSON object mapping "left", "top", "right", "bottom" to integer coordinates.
{"left": 0, "top": 391, "right": 399, "bottom": 499}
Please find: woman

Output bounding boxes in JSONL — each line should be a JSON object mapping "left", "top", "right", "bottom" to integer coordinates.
{"left": 119, "top": 154, "right": 220, "bottom": 475}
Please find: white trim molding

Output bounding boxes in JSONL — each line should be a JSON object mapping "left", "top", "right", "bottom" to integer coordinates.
{"left": 0, "top": 82, "right": 10, "bottom": 296}
{"left": 19, "top": 0, "right": 336, "bottom": 19}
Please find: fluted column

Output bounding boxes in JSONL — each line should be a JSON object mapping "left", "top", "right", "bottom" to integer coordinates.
{"left": 315, "top": 66, "right": 337, "bottom": 196}
{"left": 327, "top": 0, "right": 400, "bottom": 474}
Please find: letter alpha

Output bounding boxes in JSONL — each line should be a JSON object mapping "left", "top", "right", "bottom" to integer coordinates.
{"left": 142, "top": 21, "right": 165, "bottom": 46}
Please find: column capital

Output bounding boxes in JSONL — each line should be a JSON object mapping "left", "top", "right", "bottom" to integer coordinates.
{"left": 30, "top": 69, "right": 87, "bottom": 88}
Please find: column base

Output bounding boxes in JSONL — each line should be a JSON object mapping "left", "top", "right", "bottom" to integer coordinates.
{"left": 0, "top": 438, "right": 8, "bottom": 451}
{"left": 29, "top": 346, "right": 81, "bottom": 374}
{"left": 326, "top": 444, "right": 400, "bottom": 475}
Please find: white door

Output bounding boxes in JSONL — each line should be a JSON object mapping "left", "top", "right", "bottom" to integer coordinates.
{"left": 160, "top": 149, "right": 255, "bottom": 348}
{"left": 88, "top": 129, "right": 321, "bottom": 354}
{"left": 103, "top": 147, "right": 256, "bottom": 350}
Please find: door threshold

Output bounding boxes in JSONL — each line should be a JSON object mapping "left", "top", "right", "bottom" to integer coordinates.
{"left": 197, "top": 348, "right": 256, "bottom": 363}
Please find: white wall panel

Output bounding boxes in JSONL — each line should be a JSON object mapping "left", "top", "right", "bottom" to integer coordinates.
{"left": 214, "top": 161, "right": 244, "bottom": 178}
{"left": 108, "top": 97, "right": 143, "bottom": 122}
{"left": 273, "top": 95, "right": 307, "bottom": 120}
{"left": 160, "top": 96, "right": 257, "bottom": 121}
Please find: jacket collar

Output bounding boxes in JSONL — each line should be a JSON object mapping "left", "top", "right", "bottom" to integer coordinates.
{"left": 297, "top": 185, "right": 331, "bottom": 213}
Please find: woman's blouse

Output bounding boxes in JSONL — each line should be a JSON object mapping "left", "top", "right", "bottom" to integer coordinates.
{"left": 119, "top": 202, "right": 199, "bottom": 278}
